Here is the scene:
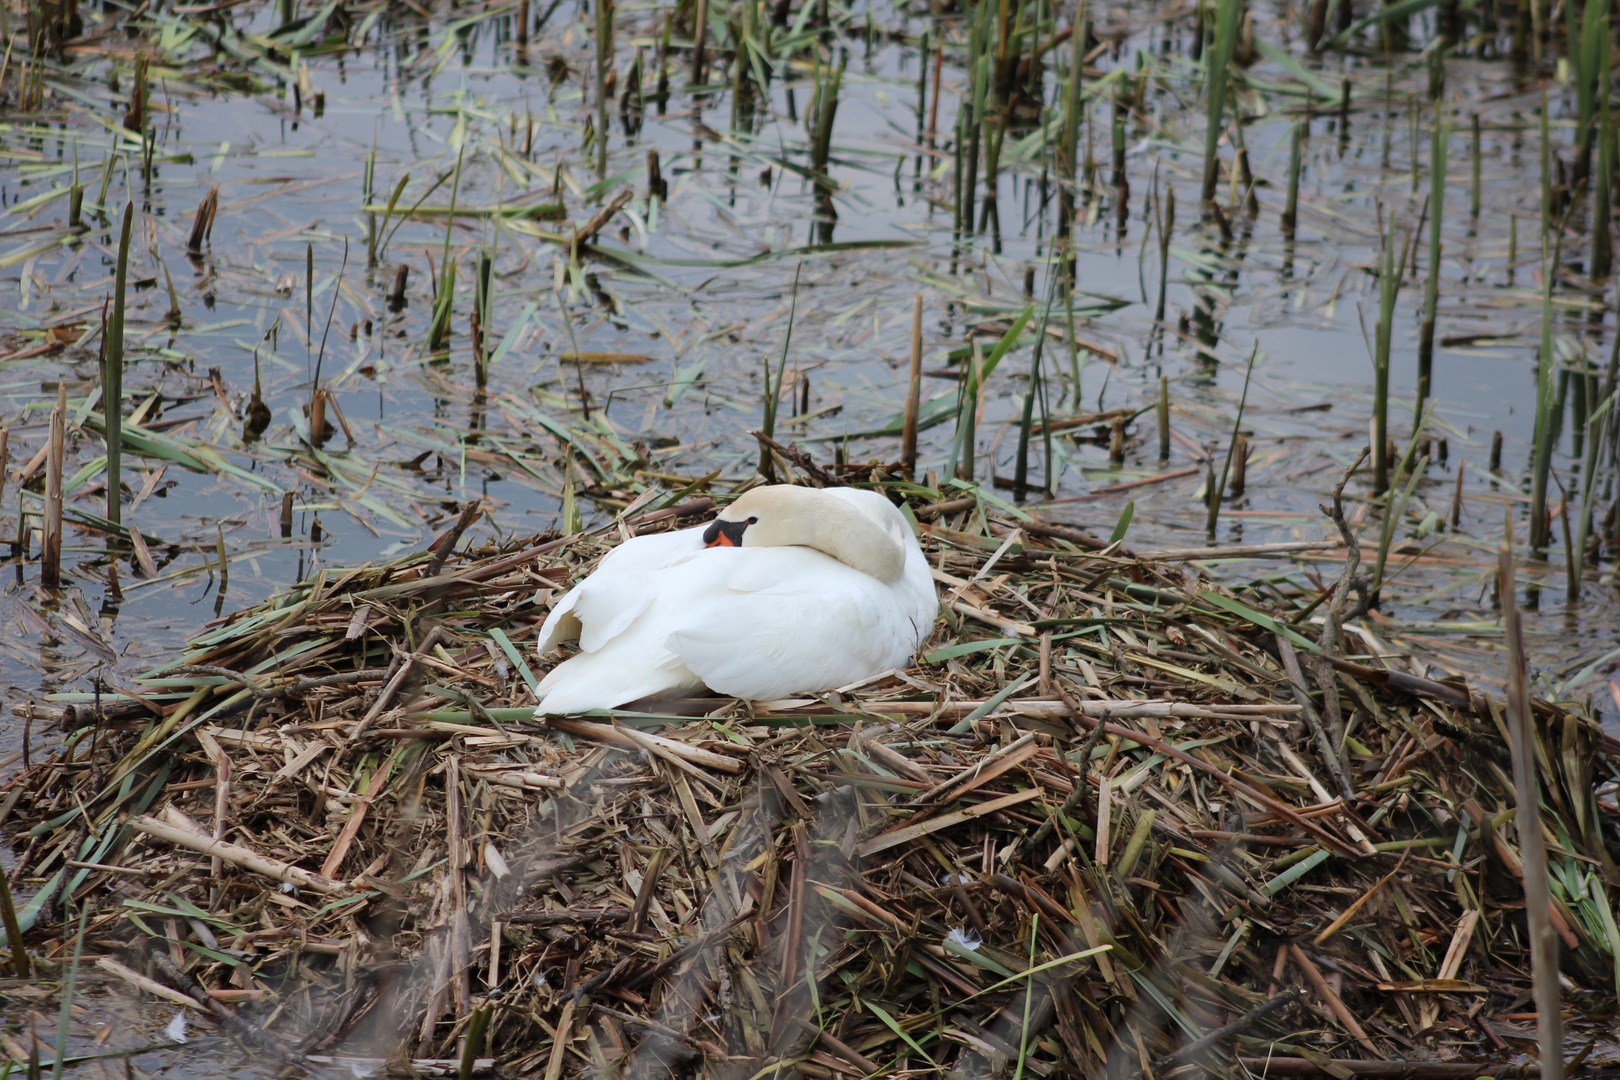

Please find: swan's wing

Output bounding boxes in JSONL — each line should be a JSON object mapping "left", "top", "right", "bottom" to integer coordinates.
{"left": 535, "top": 527, "right": 705, "bottom": 655}
{"left": 534, "top": 533, "right": 725, "bottom": 713}
{"left": 666, "top": 549, "right": 922, "bottom": 700}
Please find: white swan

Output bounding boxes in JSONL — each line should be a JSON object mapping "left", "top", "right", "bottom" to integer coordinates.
{"left": 532, "top": 485, "right": 938, "bottom": 714}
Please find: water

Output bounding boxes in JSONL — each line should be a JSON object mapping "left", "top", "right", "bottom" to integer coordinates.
{"left": 10, "top": 8, "right": 1620, "bottom": 728}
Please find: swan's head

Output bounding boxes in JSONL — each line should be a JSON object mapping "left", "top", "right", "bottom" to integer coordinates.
{"left": 701, "top": 485, "right": 908, "bottom": 583}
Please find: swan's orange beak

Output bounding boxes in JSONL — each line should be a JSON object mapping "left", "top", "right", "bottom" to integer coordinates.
{"left": 702, "top": 518, "right": 750, "bottom": 548}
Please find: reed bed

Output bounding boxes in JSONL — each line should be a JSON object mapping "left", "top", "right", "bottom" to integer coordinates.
{"left": 5, "top": 464, "right": 1619, "bottom": 1077}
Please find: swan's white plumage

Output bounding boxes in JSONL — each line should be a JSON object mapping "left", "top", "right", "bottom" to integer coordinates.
{"left": 533, "top": 487, "right": 937, "bottom": 714}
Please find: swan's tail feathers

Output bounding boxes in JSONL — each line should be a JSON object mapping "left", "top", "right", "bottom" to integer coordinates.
{"left": 532, "top": 648, "right": 702, "bottom": 716}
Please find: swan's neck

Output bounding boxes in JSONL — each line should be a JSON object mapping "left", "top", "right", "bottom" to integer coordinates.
{"left": 803, "top": 501, "right": 906, "bottom": 583}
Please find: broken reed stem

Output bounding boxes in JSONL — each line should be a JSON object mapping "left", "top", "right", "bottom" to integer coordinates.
{"left": 691, "top": 0, "right": 709, "bottom": 84}
{"left": 1471, "top": 112, "right": 1482, "bottom": 218}
{"left": 901, "top": 293, "right": 923, "bottom": 475}
{"left": 105, "top": 201, "right": 133, "bottom": 528}
{"left": 1157, "top": 374, "right": 1170, "bottom": 460}
{"left": 1154, "top": 183, "right": 1174, "bottom": 324}
{"left": 1530, "top": 228, "right": 1563, "bottom": 554}
{"left": 1499, "top": 531, "right": 1564, "bottom": 1080}
{"left": 1282, "top": 117, "right": 1302, "bottom": 233}
{"left": 42, "top": 385, "right": 65, "bottom": 589}
{"left": 595, "top": 0, "right": 612, "bottom": 179}
{"left": 0, "top": 862, "right": 28, "bottom": 977}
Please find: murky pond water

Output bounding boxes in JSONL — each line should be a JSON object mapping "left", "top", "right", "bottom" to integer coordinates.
{"left": 6, "top": 0, "right": 1620, "bottom": 1069}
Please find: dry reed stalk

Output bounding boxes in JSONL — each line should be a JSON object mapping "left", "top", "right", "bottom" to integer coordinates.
{"left": 1500, "top": 533, "right": 1564, "bottom": 1080}
{"left": 4, "top": 476, "right": 1617, "bottom": 1077}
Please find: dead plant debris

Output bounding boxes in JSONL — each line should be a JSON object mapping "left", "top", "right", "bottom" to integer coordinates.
{"left": 7, "top": 484, "right": 1619, "bottom": 1079}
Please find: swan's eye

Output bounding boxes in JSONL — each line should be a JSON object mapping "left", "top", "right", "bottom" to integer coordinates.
{"left": 746, "top": 516, "right": 758, "bottom": 525}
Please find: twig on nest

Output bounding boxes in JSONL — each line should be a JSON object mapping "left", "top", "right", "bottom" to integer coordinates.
{"left": 749, "top": 430, "right": 844, "bottom": 486}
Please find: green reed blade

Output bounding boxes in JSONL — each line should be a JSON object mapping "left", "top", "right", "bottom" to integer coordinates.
{"left": 105, "top": 202, "right": 132, "bottom": 528}
{"left": 1416, "top": 106, "right": 1448, "bottom": 426}
{"left": 1206, "top": 343, "right": 1257, "bottom": 536}
{"left": 1373, "top": 218, "right": 1411, "bottom": 495}
{"left": 759, "top": 263, "right": 802, "bottom": 478}
{"left": 1200, "top": 0, "right": 1242, "bottom": 206}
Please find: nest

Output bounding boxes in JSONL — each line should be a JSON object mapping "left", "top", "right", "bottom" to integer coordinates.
{"left": 6, "top": 482, "right": 1620, "bottom": 1079}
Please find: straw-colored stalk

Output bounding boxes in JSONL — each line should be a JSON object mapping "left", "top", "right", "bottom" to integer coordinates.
{"left": 43, "top": 385, "right": 65, "bottom": 589}
{"left": 105, "top": 202, "right": 133, "bottom": 528}
{"left": 1499, "top": 531, "right": 1563, "bottom": 1080}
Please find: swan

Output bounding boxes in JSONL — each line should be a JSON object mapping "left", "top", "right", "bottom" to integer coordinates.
{"left": 532, "top": 485, "right": 939, "bottom": 714}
